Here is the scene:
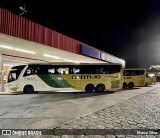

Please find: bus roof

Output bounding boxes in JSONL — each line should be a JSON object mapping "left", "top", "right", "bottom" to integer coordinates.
{"left": 123, "top": 68, "right": 146, "bottom": 70}
{"left": 48, "top": 62, "right": 122, "bottom": 66}
{"left": 12, "top": 62, "right": 123, "bottom": 66}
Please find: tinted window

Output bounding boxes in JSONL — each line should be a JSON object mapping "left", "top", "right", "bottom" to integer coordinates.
{"left": 70, "top": 65, "right": 121, "bottom": 74}
{"left": 23, "top": 64, "right": 121, "bottom": 76}
{"left": 24, "top": 65, "right": 57, "bottom": 76}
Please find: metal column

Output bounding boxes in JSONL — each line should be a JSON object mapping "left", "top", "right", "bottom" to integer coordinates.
{"left": 0, "top": 53, "right": 5, "bottom": 92}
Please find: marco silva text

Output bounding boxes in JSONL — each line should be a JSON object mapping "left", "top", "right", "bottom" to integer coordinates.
{"left": 137, "top": 130, "right": 158, "bottom": 135}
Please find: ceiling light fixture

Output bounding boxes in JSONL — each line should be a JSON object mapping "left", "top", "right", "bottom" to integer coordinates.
{"left": 43, "top": 54, "right": 61, "bottom": 59}
{"left": 63, "top": 59, "right": 80, "bottom": 63}
{"left": 0, "top": 45, "right": 14, "bottom": 49}
{"left": 15, "top": 48, "right": 35, "bottom": 54}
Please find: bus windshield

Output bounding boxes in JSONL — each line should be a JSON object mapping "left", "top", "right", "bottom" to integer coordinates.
{"left": 8, "top": 65, "right": 26, "bottom": 83}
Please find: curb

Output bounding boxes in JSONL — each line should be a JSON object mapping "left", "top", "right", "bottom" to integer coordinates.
{"left": 0, "top": 91, "right": 20, "bottom": 95}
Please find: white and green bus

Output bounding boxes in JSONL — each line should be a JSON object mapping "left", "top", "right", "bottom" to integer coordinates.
{"left": 7, "top": 62, "right": 123, "bottom": 93}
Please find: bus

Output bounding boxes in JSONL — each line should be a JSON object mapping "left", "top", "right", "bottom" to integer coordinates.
{"left": 145, "top": 72, "right": 156, "bottom": 86}
{"left": 122, "top": 68, "right": 146, "bottom": 89}
{"left": 7, "top": 62, "right": 123, "bottom": 93}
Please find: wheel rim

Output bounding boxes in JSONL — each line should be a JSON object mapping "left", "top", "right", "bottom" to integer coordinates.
{"left": 128, "top": 83, "right": 133, "bottom": 88}
{"left": 85, "top": 85, "right": 94, "bottom": 92}
{"left": 27, "top": 87, "right": 32, "bottom": 92}
{"left": 24, "top": 86, "right": 33, "bottom": 93}
{"left": 96, "top": 85, "right": 104, "bottom": 92}
{"left": 123, "top": 83, "right": 127, "bottom": 88}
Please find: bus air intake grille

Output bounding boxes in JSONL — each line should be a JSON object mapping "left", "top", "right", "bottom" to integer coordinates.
{"left": 111, "top": 80, "right": 120, "bottom": 88}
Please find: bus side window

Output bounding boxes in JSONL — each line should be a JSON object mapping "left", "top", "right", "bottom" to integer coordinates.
{"left": 124, "top": 71, "right": 129, "bottom": 76}
{"left": 61, "top": 71, "right": 65, "bottom": 74}
{"left": 24, "top": 68, "right": 37, "bottom": 76}
{"left": 48, "top": 68, "right": 55, "bottom": 74}
{"left": 73, "top": 68, "right": 80, "bottom": 74}
{"left": 56, "top": 67, "right": 69, "bottom": 74}
{"left": 100, "top": 68, "right": 106, "bottom": 74}
{"left": 26, "top": 69, "right": 31, "bottom": 75}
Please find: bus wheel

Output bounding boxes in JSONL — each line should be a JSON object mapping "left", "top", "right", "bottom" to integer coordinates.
{"left": 127, "top": 82, "right": 134, "bottom": 89}
{"left": 95, "top": 84, "right": 105, "bottom": 92}
{"left": 123, "top": 83, "right": 128, "bottom": 89}
{"left": 145, "top": 82, "right": 148, "bottom": 86}
{"left": 23, "top": 85, "right": 34, "bottom": 93}
{"left": 85, "top": 84, "right": 94, "bottom": 93}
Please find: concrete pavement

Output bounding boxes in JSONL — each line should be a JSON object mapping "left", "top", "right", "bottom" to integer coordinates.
{"left": 55, "top": 87, "right": 160, "bottom": 137}
{"left": 0, "top": 90, "right": 19, "bottom": 95}
{"left": 0, "top": 83, "right": 159, "bottom": 137}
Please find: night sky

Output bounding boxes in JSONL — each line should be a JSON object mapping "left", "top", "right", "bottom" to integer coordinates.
{"left": 1, "top": 0, "right": 160, "bottom": 69}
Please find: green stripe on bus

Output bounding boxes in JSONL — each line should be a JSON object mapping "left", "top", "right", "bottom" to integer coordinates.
{"left": 37, "top": 74, "right": 73, "bottom": 88}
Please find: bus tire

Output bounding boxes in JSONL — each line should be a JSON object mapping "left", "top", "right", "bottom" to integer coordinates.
{"left": 85, "top": 84, "right": 94, "bottom": 93}
{"left": 23, "top": 85, "right": 34, "bottom": 93}
{"left": 123, "top": 83, "right": 128, "bottom": 89}
{"left": 95, "top": 84, "right": 105, "bottom": 92}
{"left": 145, "top": 82, "right": 148, "bottom": 86}
{"left": 127, "top": 82, "right": 134, "bottom": 89}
